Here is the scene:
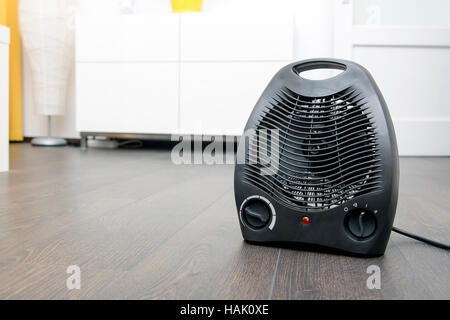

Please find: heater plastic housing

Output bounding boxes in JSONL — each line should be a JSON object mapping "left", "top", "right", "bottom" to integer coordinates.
{"left": 234, "top": 58, "right": 399, "bottom": 256}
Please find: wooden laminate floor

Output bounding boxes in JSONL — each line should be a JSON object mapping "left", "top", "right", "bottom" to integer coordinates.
{"left": 0, "top": 143, "right": 449, "bottom": 299}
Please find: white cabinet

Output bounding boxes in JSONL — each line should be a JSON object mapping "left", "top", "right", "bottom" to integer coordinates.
{"left": 76, "top": 14, "right": 181, "bottom": 135}
{"left": 179, "top": 62, "right": 287, "bottom": 135}
{"left": 178, "top": 13, "right": 293, "bottom": 135}
{"left": 0, "top": 26, "right": 10, "bottom": 172}
{"left": 76, "top": 13, "right": 294, "bottom": 138}
{"left": 180, "top": 13, "right": 293, "bottom": 61}
{"left": 76, "top": 62, "right": 179, "bottom": 134}
{"left": 76, "top": 15, "right": 179, "bottom": 62}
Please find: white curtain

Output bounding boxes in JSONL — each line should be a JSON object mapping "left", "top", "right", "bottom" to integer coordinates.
{"left": 19, "top": 0, "right": 78, "bottom": 116}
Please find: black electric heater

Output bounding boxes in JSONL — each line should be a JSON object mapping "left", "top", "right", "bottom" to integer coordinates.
{"left": 234, "top": 59, "right": 399, "bottom": 256}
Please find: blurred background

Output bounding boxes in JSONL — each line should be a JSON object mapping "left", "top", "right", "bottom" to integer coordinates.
{"left": 1, "top": 0, "right": 450, "bottom": 172}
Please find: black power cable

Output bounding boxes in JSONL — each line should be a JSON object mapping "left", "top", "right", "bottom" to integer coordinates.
{"left": 392, "top": 227, "right": 450, "bottom": 250}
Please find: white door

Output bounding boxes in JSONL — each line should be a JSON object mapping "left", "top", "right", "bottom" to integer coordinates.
{"left": 334, "top": 0, "right": 450, "bottom": 156}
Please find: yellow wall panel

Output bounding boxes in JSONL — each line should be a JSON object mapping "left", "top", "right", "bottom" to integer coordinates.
{"left": 171, "top": 0, "right": 203, "bottom": 12}
{"left": 0, "top": 0, "right": 6, "bottom": 25}
{"left": 1, "top": 0, "right": 23, "bottom": 141}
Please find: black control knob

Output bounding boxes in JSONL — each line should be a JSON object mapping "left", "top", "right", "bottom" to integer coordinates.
{"left": 243, "top": 200, "right": 271, "bottom": 229}
{"left": 347, "top": 210, "right": 376, "bottom": 239}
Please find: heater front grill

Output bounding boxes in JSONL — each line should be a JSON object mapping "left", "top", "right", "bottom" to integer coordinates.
{"left": 243, "top": 87, "right": 382, "bottom": 211}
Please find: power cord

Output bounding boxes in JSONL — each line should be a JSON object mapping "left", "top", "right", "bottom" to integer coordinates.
{"left": 392, "top": 227, "right": 450, "bottom": 250}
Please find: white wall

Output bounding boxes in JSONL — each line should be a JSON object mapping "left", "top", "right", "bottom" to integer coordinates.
{"left": 0, "top": 26, "right": 10, "bottom": 172}
{"left": 22, "top": 0, "right": 334, "bottom": 139}
{"left": 353, "top": 0, "right": 450, "bottom": 27}
{"left": 334, "top": 0, "right": 450, "bottom": 156}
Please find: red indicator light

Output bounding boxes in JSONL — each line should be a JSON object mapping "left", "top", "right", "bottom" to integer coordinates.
{"left": 302, "top": 216, "right": 310, "bottom": 225}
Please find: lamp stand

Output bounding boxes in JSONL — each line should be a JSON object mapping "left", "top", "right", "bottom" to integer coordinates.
{"left": 31, "top": 116, "right": 67, "bottom": 147}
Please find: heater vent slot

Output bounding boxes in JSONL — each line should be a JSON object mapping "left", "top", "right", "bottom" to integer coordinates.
{"left": 243, "top": 87, "right": 382, "bottom": 212}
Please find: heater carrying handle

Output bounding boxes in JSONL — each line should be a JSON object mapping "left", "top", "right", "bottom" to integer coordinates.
{"left": 290, "top": 58, "right": 367, "bottom": 83}
{"left": 287, "top": 58, "right": 371, "bottom": 95}
{"left": 292, "top": 59, "right": 347, "bottom": 75}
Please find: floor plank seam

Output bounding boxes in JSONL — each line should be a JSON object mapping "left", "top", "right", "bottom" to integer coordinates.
{"left": 268, "top": 248, "right": 281, "bottom": 300}
{"left": 122, "top": 187, "right": 233, "bottom": 272}
{"left": 1, "top": 167, "right": 217, "bottom": 262}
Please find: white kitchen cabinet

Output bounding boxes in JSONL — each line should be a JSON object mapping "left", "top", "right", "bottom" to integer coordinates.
{"left": 179, "top": 62, "right": 287, "bottom": 135}
{"left": 76, "top": 14, "right": 179, "bottom": 62}
{"left": 180, "top": 13, "right": 294, "bottom": 61}
{"left": 76, "top": 62, "right": 179, "bottom": 134}
{"left": 75, "top": 13, "right": 294, "bottom": 144}
{"left": 178, "top": 13, "right": 293, "bottom": 136}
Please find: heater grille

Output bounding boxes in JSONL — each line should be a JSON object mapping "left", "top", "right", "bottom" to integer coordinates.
{"left": 243, "top": 87, "right": 382, "bottom": 211}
